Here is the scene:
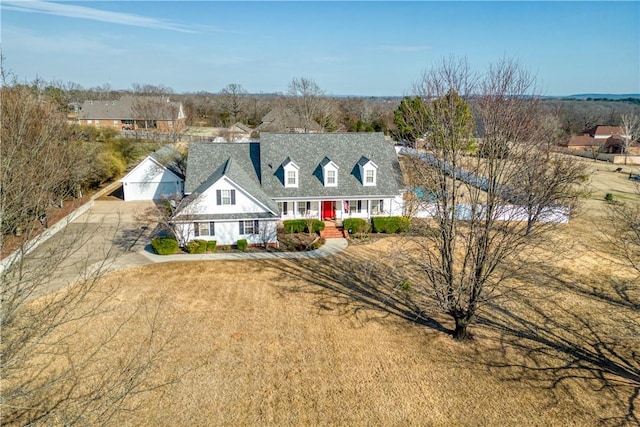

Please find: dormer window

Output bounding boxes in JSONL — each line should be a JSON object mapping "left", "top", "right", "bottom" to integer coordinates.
{"left": 358, "top": 157, "right": 378, "bottom": 186}
{"left": 321, "top": 157, "right": 339, "bottom": 187}
{"left": 365, "top": 170, "right": 375, "bottom": 184}
{"left": 282, "top": 157, "right": 299, "bottom": 188}
{"left": 287, "top": 170, "right": 297, "bottom": 186}
{"left": 327, "top": 170, "right": 336, "bottom": 185}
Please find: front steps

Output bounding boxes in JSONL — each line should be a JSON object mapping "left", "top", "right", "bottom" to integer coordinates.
{"left": 320, "top": 222, "right": 347, "bottom": 239}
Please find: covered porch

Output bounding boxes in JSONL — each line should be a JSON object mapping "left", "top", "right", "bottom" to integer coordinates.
{"left": 276, "top": 198, "right": 391, "bottom": 221}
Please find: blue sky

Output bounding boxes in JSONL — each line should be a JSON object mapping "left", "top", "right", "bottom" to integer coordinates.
{"left": 2, "top": 1, "right": 639, "bottom": 96}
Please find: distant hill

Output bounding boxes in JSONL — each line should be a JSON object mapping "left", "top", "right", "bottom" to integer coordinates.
{"left": 566, "top": 94, "right": 640, "bottom": 100}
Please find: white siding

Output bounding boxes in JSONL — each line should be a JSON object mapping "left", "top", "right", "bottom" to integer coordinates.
{"left": 121, "top": 157, "right": 183, "bottom": 201}
{"left": 175, "top": 219, "right": 278, "bottom": 246}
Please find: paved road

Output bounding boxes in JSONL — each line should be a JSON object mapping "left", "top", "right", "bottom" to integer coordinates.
{"left": 23, "top": 200, "right": 348, "bottom": 297}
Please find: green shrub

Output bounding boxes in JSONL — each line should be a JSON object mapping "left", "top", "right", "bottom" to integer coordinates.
{"left": 283, "top": 219, "right": 326, "bottom": 233}
{"left": 343, "top": 218, "right": 370, "bottom": 234}
{"left": 283, "top": 219, "right": 306, "bottom": 234}
{"left": 237, "top": 239, "right": 248, "bottom": 251}
{"left": 206, "top": 240, "right": 217, "bottom": 252}
{"left": 93, "top": 148, "right": 126, "bottom": 185}
{"left": 605, "top": 193, "right": 615, "bottom": 203}
{"left": 185, "top": 239, "right": 207, "bottom": 254}
{"left": 372, "top": 216, "right": 410, "bottom": 234}
{"left": 398, "top": 280, "right": 412, "bottom": 292}
{"left": 309, "top": 220, "right": 325, "bottom": 233}
{"left": 151, "top": 237, "right": 179, "bottom": 255}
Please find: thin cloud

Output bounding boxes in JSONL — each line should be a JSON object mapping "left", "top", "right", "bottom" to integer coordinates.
{"left": 4, "top": 26, "right": 128, "bottom": 56}
{"left": 380, "top": 45, "right": 431, "bottom": 53}
{"left": 2, "top": 0, "right": 203, "bottom": 33}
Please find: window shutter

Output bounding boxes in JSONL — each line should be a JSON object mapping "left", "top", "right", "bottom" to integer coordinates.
{"left": 231, "top": 190, "right": 236, "bottom": 205}
{"left": 254, "top": 220, "right": 259, "bottom": 233}
{"left": 216, "top": 190, "right": 221, "bottom": 205}
{"left": 209, "top": 222, "right": 215, "bottom": 236}
{"left": 194, "top": 222, "right": 199, "bottom": 237}
{"left": 239, "top": 221, "right": 244, "bottom": 235}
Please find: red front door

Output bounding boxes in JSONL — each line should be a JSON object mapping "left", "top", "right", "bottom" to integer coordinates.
{"left": 322, "top": 201, "right": 335, "bottom": 220}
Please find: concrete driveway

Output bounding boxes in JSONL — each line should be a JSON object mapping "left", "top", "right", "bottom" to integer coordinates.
{"left": 22, "top": 199, "right": 350, "bottom": 298}
{"left": 24, "top": 200, "right": 158, "bottom": 297}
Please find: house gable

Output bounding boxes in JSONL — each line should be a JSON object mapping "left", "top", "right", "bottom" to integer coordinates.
{"left": 120, "top": 151, "right": 184, "bottom": 201}
{"left": 178, "top": 155, "right": 278, "bottom": 221}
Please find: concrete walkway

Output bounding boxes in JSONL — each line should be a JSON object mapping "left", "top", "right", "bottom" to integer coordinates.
{"left": 138, "top": 238, "right": 348, "bottom": 263}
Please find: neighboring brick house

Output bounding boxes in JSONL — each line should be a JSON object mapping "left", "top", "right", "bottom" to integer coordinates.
{"left": 585, "top": 125, "right": 626, "bottom": 140}
{"left": 171, "top": 132, "right": 405, "bottom": 246}
{"left": 78, "top": 95, "right": 186, "bottom": 132}
{"left": 561, "top": 134, "right": 602, "bottom": 151}
{"left": 562, "top": 125, "right": 634, "bottom": 154}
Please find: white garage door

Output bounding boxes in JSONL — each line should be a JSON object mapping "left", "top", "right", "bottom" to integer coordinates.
{"left": 124, "top": 181, "right": 179, "bottom": 201}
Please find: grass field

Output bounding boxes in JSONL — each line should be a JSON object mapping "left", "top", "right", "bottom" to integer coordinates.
{"left": 36, "top": 158, "right": 640, "bottom": 425}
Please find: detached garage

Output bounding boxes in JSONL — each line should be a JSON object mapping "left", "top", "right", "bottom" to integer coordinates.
{"left": 121, "top": 146, "right": 185, "bottom": 201}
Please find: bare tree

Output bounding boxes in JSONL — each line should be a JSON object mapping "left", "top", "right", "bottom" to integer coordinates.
{"left": 399, "top": 57, "right": 586, "bottom": 340}
{"left": 1, "top": 72, "right": 172, "bottom": 424}
{"left": 589, "top": 145, "right": 602, "bottom": 162}
{"left": 620, "top": 113, "right": 640, "bottom": 163}
{"left": 607, "top": 185, "right": 640, "bottom": 274}
{"left": 219, "top": 83, "right": 247, "bottom": 126}
{"left": 0, "top": 82, "right": 83, "bottom": 238}
{"left": 287, "top": 77, "right": 333, "bottom": 133}
{"left": 136, "top": 195, "right": 197, "bottom": 247}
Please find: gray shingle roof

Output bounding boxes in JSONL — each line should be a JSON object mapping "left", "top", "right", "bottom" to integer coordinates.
{"left": 79, "top": 95, "right": 182, "bottom": 120}
{"left": 259, "top": 133, "right": 403, "bottom": 199}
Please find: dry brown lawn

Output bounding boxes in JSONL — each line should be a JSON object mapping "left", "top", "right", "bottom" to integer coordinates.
{"left": 34, "top": 159, "right": 640, "bottom": 426}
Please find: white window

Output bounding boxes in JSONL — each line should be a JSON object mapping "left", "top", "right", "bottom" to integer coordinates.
{"left": 371, "top": 200, "right": 384, "bottom": 215}
{"left": 95, "top": 120, "right": 100, "bottom": 126}
{"left": 287, "top": 170, "right": 297, "bottom": 186}
{"left": 283, "top": 159, "right": 299, "bottom": 188}
{"left": 365, "top": 169, "right": 375, "bottom": 184}
{"left": 113, "top": 120, "right": 119, "bottom": 126}
{"left": 87, "top": 120, "right": 92, "bottom": 124}
{"left": 216, "top": 189, "right": 236, "bottom": 205}
{"left": 194, "top": 222, "right": 215, "bottom": 237}
{"left": 349, "top": 200, "right": 363, "bottom": 213}
{"left": 298, "top": 201, "right": 311, "bottom": 216}
{"left": 327, "top": 170, "right": 336, "bottom": 185}
{"left": 321, "top": 158, "right": 339, "bottom": 187}
{"left": 239, "top": 220, "right": 259, "bottom": 235}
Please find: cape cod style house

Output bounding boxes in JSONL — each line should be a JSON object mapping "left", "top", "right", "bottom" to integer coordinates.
{"left": 171, "top": 133, "right": 405, "bottom": 246}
